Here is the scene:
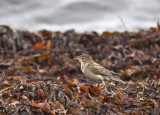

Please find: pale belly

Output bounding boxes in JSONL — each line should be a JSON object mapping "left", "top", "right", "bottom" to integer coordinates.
{"left": 84, "top": 68, "right": 104, "bottom": 83}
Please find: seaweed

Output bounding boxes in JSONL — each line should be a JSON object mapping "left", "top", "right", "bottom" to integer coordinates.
{"left": 0, "top": 24, "right": 160, "bottom": 115}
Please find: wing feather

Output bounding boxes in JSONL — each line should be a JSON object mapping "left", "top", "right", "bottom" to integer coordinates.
{"left": 87, "top": 62, "right": 113, "bottom": 77}
{"left": 87, "top": 62, "right": 125, "bottom": 83}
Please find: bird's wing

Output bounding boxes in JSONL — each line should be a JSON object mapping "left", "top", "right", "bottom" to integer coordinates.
{"left": 88, "top": 62, "right": 125, "bottom": 83}
{"left": 87, "top": 62, "right": 113, "bottom": 77}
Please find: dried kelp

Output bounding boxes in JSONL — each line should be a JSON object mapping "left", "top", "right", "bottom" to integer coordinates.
{"left": 0, "top": 24, "right": 160, "bottom": 115}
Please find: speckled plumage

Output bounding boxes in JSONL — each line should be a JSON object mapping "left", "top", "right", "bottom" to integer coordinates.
{"left": 74, "top": 54, "right": 125, "bottom": 84}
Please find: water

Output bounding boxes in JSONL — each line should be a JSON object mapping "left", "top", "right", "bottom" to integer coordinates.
{"left": 0, "top": 0, "right": 160, "bottom": 33}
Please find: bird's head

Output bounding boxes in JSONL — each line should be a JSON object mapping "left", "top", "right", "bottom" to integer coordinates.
{"left": 74, "top": 54, "right": 93, "bottom": 64}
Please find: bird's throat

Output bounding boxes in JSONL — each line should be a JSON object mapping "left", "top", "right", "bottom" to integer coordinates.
{"left": 80, "top": 62, "right": 85, "bottom": 73}
{"left": 80, "top": 62, "right": 89, "bottom": 73}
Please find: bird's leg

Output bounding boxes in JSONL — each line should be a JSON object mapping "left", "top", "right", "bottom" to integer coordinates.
{"left": 138, "top": 82, "right": 146, "bottom": 92}
{"left": 108, "top": 82, "right": 116, "bottom": 95}
{"left": 91, "top": 82, "right": 99, "bottom": 87}
{"left": 95, "top": 83, "right": 99, "bottom": 87}
{"left": 101, "top": 81, "right": 108, "bottom": 92}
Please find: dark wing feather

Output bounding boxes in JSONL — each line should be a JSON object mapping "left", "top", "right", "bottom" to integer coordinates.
{"left": 88, "top": 62, "right": 125, "bottom": 83}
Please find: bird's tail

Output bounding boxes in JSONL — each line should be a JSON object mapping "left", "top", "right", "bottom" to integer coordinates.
{"left": 110, "top": 72, "right": 126, "bottom": 84}
{"left": 111, "top": 77, "right": 126, "bottom": 84}
{"left": 104, "top": 75, "right": 126, "bottom": 84}
{"left": 111, "top": 71, "right": 121, "bottom": 76}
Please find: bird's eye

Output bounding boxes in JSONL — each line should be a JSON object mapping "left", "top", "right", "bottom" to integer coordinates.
{"left": 81, "top": 57, "right": 84, "bottom": 60}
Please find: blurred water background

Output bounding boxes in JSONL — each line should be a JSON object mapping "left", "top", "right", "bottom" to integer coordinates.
{"left": 0, "top": 0, "right": 160, "bottom": 33}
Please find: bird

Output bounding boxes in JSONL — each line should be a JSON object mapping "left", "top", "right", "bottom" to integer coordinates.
{"left": 74, "top": 54, "right": 125, "bottom": 84}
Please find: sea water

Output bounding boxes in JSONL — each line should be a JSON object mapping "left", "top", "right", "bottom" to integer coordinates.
{"left": 0, "top": 0, "right": 160, "bottom": 33}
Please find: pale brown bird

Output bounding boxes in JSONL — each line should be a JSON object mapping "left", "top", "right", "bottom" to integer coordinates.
{"left": 74, "top": 54, "right": 125, "bottom": 84}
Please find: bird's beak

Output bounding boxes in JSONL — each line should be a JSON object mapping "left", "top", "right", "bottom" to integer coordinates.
{"left": 74, "top": 56, "right": 81, "bottom": 61}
